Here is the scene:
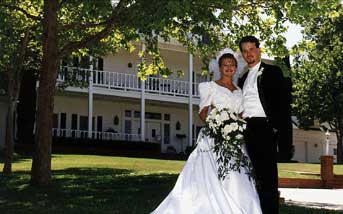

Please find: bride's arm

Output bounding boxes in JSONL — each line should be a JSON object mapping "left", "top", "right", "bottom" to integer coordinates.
{"left": 199, "top": 105, "right": 216, "bottom": 122}
{"left": 199, "top": 106, "right": 209, "bottom": 123}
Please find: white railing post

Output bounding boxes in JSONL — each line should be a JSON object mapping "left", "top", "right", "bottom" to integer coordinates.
{"left": 188, "top": 52, "right": 193, "bottom": 148}
{"left": 88, "top": 56, "right": 94, "bottom": 139}
{"left": 140, "top": 42, "right": 146, "bottom": 142}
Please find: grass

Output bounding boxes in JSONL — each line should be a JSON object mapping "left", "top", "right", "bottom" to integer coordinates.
{"left": 279, "top": 162, "right": 343, "bottom": 179}
{"left": 0, "top": 154, "right": 342, "bottom": 214}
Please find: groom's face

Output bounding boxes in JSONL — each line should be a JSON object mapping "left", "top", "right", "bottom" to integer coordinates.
{"left": 241, "top": 42, "right": 261, "bottom": 68}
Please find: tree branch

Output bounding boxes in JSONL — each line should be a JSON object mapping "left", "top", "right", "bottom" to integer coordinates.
{"left": 58, "top": 0, "right": 130, "bottom": 57}
{"left": 58, "top": 15, "right": 117, "bottom": 57}
{"left": 14, "top": 28, "right": 30, "bottom": 77}
{"left": 0, "top": 3, "right": 41, "bottom": 21}
{"left": 59, "top": 21, "right": 109, "bottom": 31}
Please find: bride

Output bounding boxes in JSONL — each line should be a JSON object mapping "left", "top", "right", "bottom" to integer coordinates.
{"left": 151, "top": 53, "right": 262, "bottom": 214}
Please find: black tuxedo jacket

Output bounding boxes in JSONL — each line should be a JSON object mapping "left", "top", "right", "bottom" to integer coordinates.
{"left": 238, "top": 62, "right": 293, "bottom": 160}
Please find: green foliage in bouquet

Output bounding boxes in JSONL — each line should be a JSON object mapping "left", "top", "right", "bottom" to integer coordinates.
{"left": 203, "top": 108, "right": 253, "bottom": 180}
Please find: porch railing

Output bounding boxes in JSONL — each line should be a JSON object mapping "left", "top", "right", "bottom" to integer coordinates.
{"left": 57, "top": 66, "right": 200, "bottom": 97}
{"left": 52, "top": 128, "right": 142, "bottom": 142}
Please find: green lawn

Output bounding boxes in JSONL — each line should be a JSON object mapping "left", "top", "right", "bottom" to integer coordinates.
{"left": 279, "top": 162, "right": 343, "bottom": 179}
{"left": 0, "top": 154, "right": 342, "bottom": 214}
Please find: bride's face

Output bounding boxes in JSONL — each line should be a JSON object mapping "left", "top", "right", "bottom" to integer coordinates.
{"left": 219, "top": 58, "right": 237, "bottom": 78}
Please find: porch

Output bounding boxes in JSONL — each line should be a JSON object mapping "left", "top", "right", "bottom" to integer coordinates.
{"left": 57, "top": 66, "right": 202, "bottom": 102}
{"left": 52, "top": 128, "right": 143, "bottom": 143}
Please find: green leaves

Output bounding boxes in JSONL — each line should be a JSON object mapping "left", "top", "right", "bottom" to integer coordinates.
{"left": 291, "top": 5, "right": 343, "bottom": 162}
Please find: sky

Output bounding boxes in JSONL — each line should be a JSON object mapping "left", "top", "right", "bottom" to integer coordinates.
{"left": 284, "top": 22, "right": 303, "bottom": 48}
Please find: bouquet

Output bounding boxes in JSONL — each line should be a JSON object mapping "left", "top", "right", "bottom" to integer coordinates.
{"left": 203, "top": 107, "right": 253, "bottom": 180}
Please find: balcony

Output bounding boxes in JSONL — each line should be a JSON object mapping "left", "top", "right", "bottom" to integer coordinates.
{"left": 57, "top": 66, "right": 201, "bottom": 103}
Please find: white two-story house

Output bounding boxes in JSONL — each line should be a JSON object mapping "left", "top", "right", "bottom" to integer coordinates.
{"left": 51, "top": 40, "right": 211, "bottom": 153}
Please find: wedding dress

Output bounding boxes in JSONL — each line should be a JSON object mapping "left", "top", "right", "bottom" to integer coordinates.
{"left": 151, "top": 81, "right": 262, "bottom": 214}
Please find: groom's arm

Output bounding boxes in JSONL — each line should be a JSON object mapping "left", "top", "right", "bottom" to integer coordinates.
{"left": 266, "top": 65, "right": 293, "bottom": 161}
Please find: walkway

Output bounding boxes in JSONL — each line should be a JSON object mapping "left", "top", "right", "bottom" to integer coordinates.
{"left": 279, "top": 188, "right": 343, "bottom": 210}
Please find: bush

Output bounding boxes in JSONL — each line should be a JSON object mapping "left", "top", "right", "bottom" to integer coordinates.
{"left": 49, "top": 137, "right": 161, "bottom": 157}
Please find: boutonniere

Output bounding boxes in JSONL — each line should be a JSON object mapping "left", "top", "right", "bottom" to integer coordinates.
{"left": 257, "top": 67, "right": 264, "bottom": 77}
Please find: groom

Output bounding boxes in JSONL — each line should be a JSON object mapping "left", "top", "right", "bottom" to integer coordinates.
{"left": 238, "top": 36, "right": 293, "bottom": 214}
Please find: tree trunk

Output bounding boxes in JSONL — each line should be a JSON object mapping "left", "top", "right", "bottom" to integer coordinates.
{"left": 30, "top": 0, "right": 58, "bottom": 186}
{"left": 3, "top": 65, "right": 24, "bottom": 175}
{"left": 3, "top": 98, "right": 15, "bottom": 175}
{"left": 2, "top": 69, "right": 14, "bottom": 175}
{"left": 2, "top": 29, "right": 30, "bottom": 175}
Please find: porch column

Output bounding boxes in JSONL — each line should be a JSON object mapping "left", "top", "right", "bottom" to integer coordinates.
{"left": 88, "top": 56, "right": 93, "bottom": 138}
{"left": 188, "top": 52, "right": 193, "bottom": 147}
{"left": 140, "top": 43, "right": 146, "bottom": 142}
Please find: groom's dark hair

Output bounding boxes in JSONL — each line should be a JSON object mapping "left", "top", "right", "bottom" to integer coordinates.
{"left": 239, "top": 36, "right": 260, "bottom": 51}
{"left": 218, "top": 53, "right": 237, "bottom": 67}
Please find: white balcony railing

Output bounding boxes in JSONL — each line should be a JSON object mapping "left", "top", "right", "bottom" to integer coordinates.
{"left": 57, "top": 66, "right": 200, "bottom": 98}
{"left": 52, "top": 128, "right": 142, "bottom": 142}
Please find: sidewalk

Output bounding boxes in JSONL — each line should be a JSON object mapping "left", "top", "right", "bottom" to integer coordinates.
{"left": 279, "top": 188, "right": 343, "bottom": 210}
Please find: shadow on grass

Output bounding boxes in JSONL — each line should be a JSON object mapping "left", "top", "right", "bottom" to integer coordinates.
{"left": 1, "top": 167, "right": 342, "bottom": 214}
{"left": 0, "top": 152, "right": 32, "bottom": 164}
{"left": 280, "top": 204, "right": 343, "bottom": 214}
{"left": 0, "top": 167, "right": 177, "bottom": 214}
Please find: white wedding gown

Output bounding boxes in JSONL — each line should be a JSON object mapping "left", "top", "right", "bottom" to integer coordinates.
{"left": 151, "top": 81, "right": 262, "bottom": 214}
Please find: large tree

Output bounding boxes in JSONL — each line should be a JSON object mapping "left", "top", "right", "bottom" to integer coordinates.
{"left": 292, "top": 5, "right": 343, "bottom": 162}
{"left": 0, "top": 1, "right": 41, "bottom": 175}
{"left": 1, "top": 0, "right": 340, "bottom": 185}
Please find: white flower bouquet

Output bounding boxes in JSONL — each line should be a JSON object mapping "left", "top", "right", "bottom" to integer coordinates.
{"left": 203, "top": 107, "right": 253, "bottom": 180}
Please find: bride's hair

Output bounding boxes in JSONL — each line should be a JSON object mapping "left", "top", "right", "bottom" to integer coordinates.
{"left": 218, "top": 53, "right": 237, "bottom": 67}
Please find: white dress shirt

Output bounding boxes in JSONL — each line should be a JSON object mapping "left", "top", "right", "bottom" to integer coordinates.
{"left": 242, "top": 61, "right": 267, "bottom": 118}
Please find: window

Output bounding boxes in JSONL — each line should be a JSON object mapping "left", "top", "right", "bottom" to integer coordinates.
{"left": 71, "top": 114, "right": 77, "bottom": 130}
{"left": 52, "top": 113, "right": 58, "bottom": 129}
{"left": 134, "top": 111, "right": 162, "bottom": 120}
{"left": 152, "top": 129, "right": 156, "bottom": 138}
{"left": 71, "top": 114, "right": 78, "bottom": 138}
{"left": 124, "top": 120, "right": 131, "bottom": 134}
{"left": 79, "top": 116, "right": 88, "bottom": 131}
{"left": 60, "top": 113, "right": 66, "bottom": 129}
{"left": 95, "top": 58, "right": 104, "bottom": 84}
{"left": 97, "top": 116, "right": 103, "bottom": 132}
{"left": 125, "top": 110, "right": 132, "bottom": 118}
{"left": 97, "top": 58, "right": 104, "bottom": 71}
{"left": 134, "top": 111, "right": 140, "bottom": 118}
{"left": 96, "top": 116, "right": 103, "bottom": 139}
{"left": 164, "top": 114, "right": 170, "bottom": 121}
{"left": 164, "top": 123, "right": 170, "bottom": 144}
{"left": 148, "top": 112, "right": 162, "bottom": 120}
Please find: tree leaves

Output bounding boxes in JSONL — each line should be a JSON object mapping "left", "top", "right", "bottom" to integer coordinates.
{"left": 292, "top": 5, "right": 343, "bottom": 162}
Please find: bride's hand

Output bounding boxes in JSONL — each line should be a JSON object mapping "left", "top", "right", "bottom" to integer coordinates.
{"left": 239, "top": 112, "right": 244, "bottom": 118}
